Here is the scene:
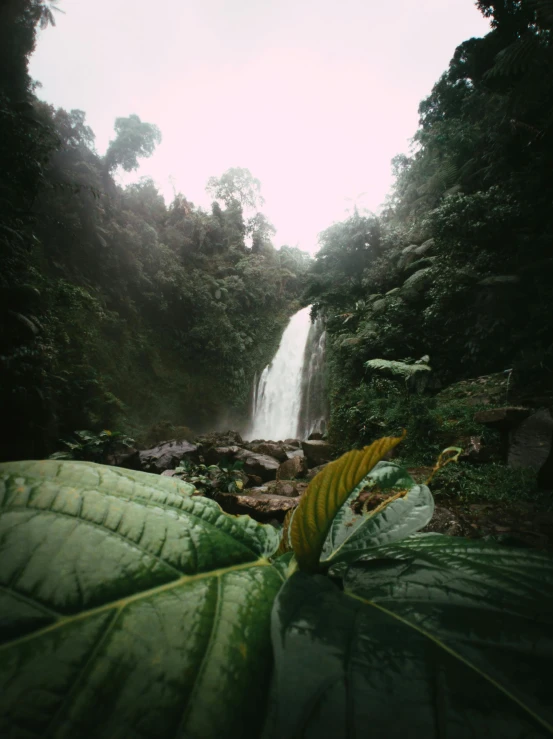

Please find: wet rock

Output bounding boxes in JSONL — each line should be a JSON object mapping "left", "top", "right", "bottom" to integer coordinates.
{"left": 234, "top": 448, "right": 280, "bottom": 481}
{"left": 246, "top": 474, "right": 263, "bottom": 487}
{"left": 249, "top": 442, "right": 288, "bottom": 462}
{"left": 137, "top": 439, "right": 199, "bottom": 473}
{"left": 308, "top": 432, "right": 324, "bottom": 440}
{"left": 285, "top": 449, "right": 305, "bottom": 460}
{"left": 277, "top": 455, "right": 308, "bottom": 480}
{"left": 215, "top": 490, "right": 299, "bottom": 523}
{"left": 302, "top": 440, "right": 333, "bottom": 467}
{"left": 284, "top": 438, "right": 302, "bottom": 448}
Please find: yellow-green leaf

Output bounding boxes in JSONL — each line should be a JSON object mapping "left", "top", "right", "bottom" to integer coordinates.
{"left": 290, "top": 434, "right": 405, "bottom": 572}
{"left": 276, "top": 507, "right": 295, "bottom": 556}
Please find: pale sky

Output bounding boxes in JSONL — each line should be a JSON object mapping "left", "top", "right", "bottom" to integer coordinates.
{"left": 30, "top": 0, "right": 490, "bottom": 253}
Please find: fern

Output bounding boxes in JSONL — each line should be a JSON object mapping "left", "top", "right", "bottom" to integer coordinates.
{"left": 364, "top": 358, "right": 431, "bottom": 379}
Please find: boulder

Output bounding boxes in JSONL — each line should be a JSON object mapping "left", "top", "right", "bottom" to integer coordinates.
{"left": 508, "top": 409, "right": 553, "bottom": 487}
{"left": 283, "top": 438, "right": 301, "bottom": 447}
{"left": 308, "top": 432, "right": 324, "bottom": 440}
{"left": 137, "top": 439, "right": 199, "bottom": 473}
{"left": 285, "top": 449, "right": 305, "bottom": 460}
{"left": 277, "top": 455, "right": 308, "bottom": 480}
{"left": 215, "top": 490, "right": 299, "bottom": 523}
{"left": 234, "top": 448, "right": 280, "bottom": 481}
{"left": 204, "top": 445, "right": 241, "bottom": 466}
{"left": 249, "top": 442, "right": 288, "bottom": 462}
{"left": 301, "top": 440, "right": 333, "bottom": 468}
{"left": 196, "top": 430, "right": 243, "bottom": 447}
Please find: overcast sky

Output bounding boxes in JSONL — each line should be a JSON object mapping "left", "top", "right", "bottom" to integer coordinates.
{"left": 30, "top": 0, "right": 490, "bottom": 253}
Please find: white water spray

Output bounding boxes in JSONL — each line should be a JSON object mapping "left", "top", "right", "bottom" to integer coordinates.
{"left": 248, "top": 306, "right": 313, "bottom": 440}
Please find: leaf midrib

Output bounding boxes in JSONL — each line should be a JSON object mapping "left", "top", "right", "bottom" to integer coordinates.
{"left": 346, "top": 590, "right": 553, "bottom": 736}
{"left": 0, "top": 558, "right": 274, "bottom": 653}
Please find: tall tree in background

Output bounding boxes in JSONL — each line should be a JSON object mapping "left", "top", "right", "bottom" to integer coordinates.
{"left": 104, "top": 114, "right": 161, "bottom": 172}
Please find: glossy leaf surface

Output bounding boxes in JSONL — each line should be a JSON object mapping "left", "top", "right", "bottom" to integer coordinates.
{"left": 266, "top": 538, "right": 553, "bottom": 738}
{"left": 0, "top": 461, "right": 282, "bottom": 738}
{"left": 290, "top": 434, "right": 404, "bottom": 571}
{"left": 321, "top": 460, "right": 432, "bottom": 568}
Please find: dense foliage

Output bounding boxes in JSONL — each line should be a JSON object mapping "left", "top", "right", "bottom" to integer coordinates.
{"left": 1, "top": 436, "right": 552, "bottom": 737}
{"left": 305, "top": 0, "right": 553, "bottom": 452}
{"left": 0, "top": 1, "right": 310, "bottom": 461}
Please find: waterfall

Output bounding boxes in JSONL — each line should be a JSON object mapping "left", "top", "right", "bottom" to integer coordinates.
{"left": 297, "top": 317, "right": 328, "bottom": 439}
{"left": 248, "top": 306, "right": 327, "bottom": 441}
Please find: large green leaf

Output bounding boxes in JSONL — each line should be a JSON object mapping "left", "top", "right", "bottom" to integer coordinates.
{"left": 321, "top": 483, "right": 433, "bottom": 570}
{"left": 291, "top": 435, "right": 404, "bottom": 572}
{"left": 265, "top": 538, "right": 553, "bottom": 738}
{"left": 320, "top": 460, "right": 428, "bottom": 568}
{"left": 0, "top": 460, "right": 282, "bottom": 738}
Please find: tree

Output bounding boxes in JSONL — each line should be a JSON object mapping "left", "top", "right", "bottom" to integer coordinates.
{"left": 104, "top": 114, "right": 161, "bottom": 172}
{"left": 206, "top": 167, "right": 264, "bottom": 209}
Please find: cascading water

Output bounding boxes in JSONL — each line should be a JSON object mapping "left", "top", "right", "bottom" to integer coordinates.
{"left": 248, "top": 306, "right": 327, "bottom": 440}
{"left": 297, "top": 316, "right": 328, "bottom": 439}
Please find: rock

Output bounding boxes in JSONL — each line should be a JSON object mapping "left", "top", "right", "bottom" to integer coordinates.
{"left": 138, "top": 439, "right": 199, "bottom": 473}
{"left": 277, "top": 455, "right": 308, "bottom": 480}
{"left": 385, "top": 287, "right": 401, "bottom": 297}
{"left": 284, "top": 438, "right": 301, "bottom": 447}
{"left": 215, "top": 490, "right": 299, "bottom": 523}
{"left": 247, "top": 474, "right": 263, "bottom": 487}
{"left": 508, "top": 409, "right": 553, "bottom": 488}
{"left": 249, "top": 442, "right": 288, "bottom": 462}
{"left": 234, "top": 448, "right": 280, "bottom": 481}
{"left": 204, "top": 445, "right": 241, "bottom": 466}
{"left": 196, "top": 430, "right": 243, "bottom": 448}
{"left": 302, "top": 440, "right": 333, "bottom": 467}
{"left": 308, "top": 432, "right": 324, "bottom": 440}
{"left": 285, "top": 449, "right": 304, "bottom": 460}
{"left": 161, "top": 469, "right": 176, "bottom": 477}
{"left": 273, "top": 481, "right": 299, "bottom": 497}
{"left": 474, "top": 407, "right": 530, "bottom": 431}
{"left": 306, "top": 464, "right": 328, "bottom": 481}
